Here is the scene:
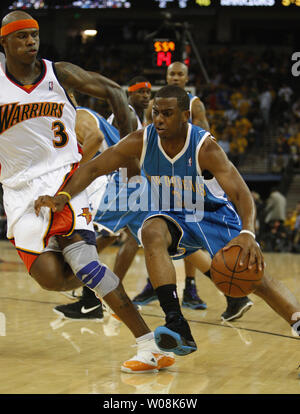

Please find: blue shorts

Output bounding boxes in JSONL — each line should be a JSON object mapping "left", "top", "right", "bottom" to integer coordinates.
{"left": 135, "top": 203, "right": 242, "bottom": 260}
{"left": 92, "top": 172, "right": 242, "bottom": 259}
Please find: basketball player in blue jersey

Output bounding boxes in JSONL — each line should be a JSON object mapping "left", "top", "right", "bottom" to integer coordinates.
{"left": 1, "top": 10, "right": 176, "bottom": 373}
{"left": 143, "top": 61, "right": 253, "bottom": 320}
{"left": 36, "top": 85, "right": 300, "bottom": 355}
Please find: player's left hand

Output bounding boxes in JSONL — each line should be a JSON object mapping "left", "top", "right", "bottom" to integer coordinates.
{"left": 223, "top": 233, "right": 264, "bottom": 272}
{"left": 34, "top": 194, "right": 69, "bottom": 216}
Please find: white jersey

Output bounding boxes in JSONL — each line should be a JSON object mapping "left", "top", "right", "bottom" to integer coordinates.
{"left": 0, "top": 59, "right": 81, "bottom": 189}
{"left": 107, "top": 104, "right": 144, "bottom": 130}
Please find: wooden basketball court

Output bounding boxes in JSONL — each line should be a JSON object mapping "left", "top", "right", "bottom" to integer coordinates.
{"left": 0, "top": 239, "right": 299, "bottom": 395}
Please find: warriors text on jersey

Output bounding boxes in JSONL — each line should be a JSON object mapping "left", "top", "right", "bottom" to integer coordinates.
{"left": 0, "top": 59, "right": 81, "bottom": 189}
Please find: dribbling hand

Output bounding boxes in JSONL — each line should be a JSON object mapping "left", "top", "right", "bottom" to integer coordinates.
{"left": 34, "top": 194, "right": 69, "bottom": 216}
{"left": 223, "top": 233, "right": 264, "bottom": 273}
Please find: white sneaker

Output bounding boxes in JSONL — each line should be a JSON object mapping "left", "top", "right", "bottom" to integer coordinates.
{"left": 121, "top": 336, "right": 175, "bottom": 374}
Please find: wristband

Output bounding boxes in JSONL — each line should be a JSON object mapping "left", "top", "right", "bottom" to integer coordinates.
{"left": 57, "top": 191, "right": 71, "bottom": 201}
{"left": 240, "top": 229, "right": 256, "bottom": 239}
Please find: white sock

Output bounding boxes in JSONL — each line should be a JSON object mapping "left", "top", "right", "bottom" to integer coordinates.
{"left": 136, "top": 332, "right": 154, "bottom": 343}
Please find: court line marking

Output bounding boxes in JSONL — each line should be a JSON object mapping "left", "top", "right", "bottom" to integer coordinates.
{"left": 0, "top": 296, "right": 299, "bottom": 341}
{"left": 141, "top": 312, "right": 300, "bottom": 342}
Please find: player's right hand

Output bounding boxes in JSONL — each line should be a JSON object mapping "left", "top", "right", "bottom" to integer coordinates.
{"left": 34, "top": 194, "right": 69, "bottom": 216}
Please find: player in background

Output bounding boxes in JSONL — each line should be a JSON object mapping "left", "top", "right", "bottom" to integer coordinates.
{"left": 139, "top": 61, "right": 253, "bottom": 320}
{"left": 0, "top": 11, "right": 175, "bottom": 373}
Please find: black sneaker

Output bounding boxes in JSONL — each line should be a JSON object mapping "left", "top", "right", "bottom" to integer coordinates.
{"left": 132, "top": 279, "right": 158, "bottom": 306}
{"left": 182, "top": 285, "right": 207, "bottom": 310}
{"left": 221, "top": 297, "right": 253, "bottom": 322}
{"left": 53, "top": 299, "right": 104, "bottom": 321}
{"left": 154, "top": 312, "right": 197, "bottom": 356}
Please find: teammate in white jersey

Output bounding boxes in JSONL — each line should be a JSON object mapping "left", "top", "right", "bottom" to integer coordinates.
{"left": 0, "top": 10, "right": 175, "bottom": 373}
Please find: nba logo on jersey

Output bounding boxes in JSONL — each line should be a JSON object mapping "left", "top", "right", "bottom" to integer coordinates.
{"left": 49, "top": 81, "right": 53, "bottom": 91}
{"left": 188, "top": 157, "right": 192, "bottom": 167}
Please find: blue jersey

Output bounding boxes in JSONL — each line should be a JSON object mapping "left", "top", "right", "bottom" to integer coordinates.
{"left": 141, "top": 123, "right": 232, "bottom": 213}
{"left": 76, "top": 106, "right": 120, "bottom": 150}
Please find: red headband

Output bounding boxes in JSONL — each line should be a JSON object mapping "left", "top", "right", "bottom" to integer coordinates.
{"left": 1, "top": 19, "right": 39, "bottom": 36}
{"left": 128, "top": 82, "right": 152, "bottom": 92}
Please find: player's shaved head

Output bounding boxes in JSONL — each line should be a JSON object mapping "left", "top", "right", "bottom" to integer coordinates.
{"left": 167, "top": 61, "right": 188, "bottom": 76}
{"left": 2, "top": 11, "right": 33, "bottom": 27}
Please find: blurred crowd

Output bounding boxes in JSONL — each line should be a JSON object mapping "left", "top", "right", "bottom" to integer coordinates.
{"left": 50, "top": 36, "right": 300, "bottom": 171}
{"left": 197, "top": 48, "right": 300, "bottom": 171}
{"left": 252, "top": 188, "right": 300, "bottom": 254}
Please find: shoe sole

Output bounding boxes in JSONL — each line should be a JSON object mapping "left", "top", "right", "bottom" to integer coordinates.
{"left": 154, "top": 326, "right": 197, "bottom": 356}
{"left": 221, "top": 301, "right": 253, "bottom": 322}
{"left": 182, "top": 301, "right": 207, "bottom": 310}
{"left": 121, "top": 352, "right": 175, "bottom": 374}
{"left": 132, "top": 296, "right": 158, "bottom": 306}
{"left": 53, "top": 308, "right": 104, "bottom": 321}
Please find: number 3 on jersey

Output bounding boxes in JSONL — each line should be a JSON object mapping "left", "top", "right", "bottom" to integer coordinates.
{"left": 52, "top": 120, "right": 69, "bottom": 148}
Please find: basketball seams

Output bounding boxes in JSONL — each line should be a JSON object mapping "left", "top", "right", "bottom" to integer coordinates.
{"left": 222, "top": 247, "right": 241, "bottom": 296}
{"left": 215, "top": 281, "right": 248, "bottom": 296}
{"left": 210, "top": 265, "right": 261, "bottom": 282}
{"left": 211, "top": 245, "right": 263, "bottom": 297}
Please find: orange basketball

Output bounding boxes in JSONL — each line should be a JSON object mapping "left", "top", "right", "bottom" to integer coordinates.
{"left": 211, "top": 246, "right": 263, "bottom": 297}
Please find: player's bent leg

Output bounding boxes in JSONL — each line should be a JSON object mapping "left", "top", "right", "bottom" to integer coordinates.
{"left": 182, "top": 258, "right": 207, "bottom": 310}
{"left": 113, "top": 228, "right": 139, "bottom": 281}
{"left": 61, "top": 238, "right": 175, "bottom": 371}
{"left": 141, "top": 217, "right": 197, "bottom": 355}
{"left": 61, "top": 239, "right": 151, "bottom": 335}
{"left": 253, "top": 271, "right": 300, "bottom": 327}
{"left": 30, "top": 251, "right": 84, "bottom": 291}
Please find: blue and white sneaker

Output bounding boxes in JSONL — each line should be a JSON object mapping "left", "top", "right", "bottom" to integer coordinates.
{"left": 154, "top": 312, "right": 197, "bottom": 356}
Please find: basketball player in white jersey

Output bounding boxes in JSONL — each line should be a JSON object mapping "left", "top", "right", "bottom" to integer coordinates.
{"left": 0, "top": 11, "right": 175, "bottom": 373}
{"left": 54, "top": 79, "right": 153, "bottom": 322}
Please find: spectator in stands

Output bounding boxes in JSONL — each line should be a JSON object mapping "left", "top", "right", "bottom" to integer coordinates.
{"left": 264, "top": 187, "right": 287, "bottom": 233}
{"left": 258, "top": 84, "right": 273, "bottom": 127}
{"left": 265, "top": 220, "right": 291, "bottom": 253}
{"left": 292, "top": 202, "right": 300, "bottom": 252}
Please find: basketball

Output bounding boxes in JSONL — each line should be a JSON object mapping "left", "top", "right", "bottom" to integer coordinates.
{"left": 211, "top": 246, "right": 263, "bottom": 298}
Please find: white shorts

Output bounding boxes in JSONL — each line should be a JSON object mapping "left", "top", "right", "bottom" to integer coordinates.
{"left": 3, "top": 164, "right": 94, "bottom": 271}
{"left": 86, "top": 175, "right": 109, "bottom": 220}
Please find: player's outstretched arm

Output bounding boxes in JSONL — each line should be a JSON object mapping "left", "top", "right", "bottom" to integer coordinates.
{"left": 34, "top": 130, "right": 144, "bottom": 215}
{"left": 54, "top": 61, "right": 132, "bottom": 138}
{"left": 199, "top": 135, "right": 264, "bottom": 271}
